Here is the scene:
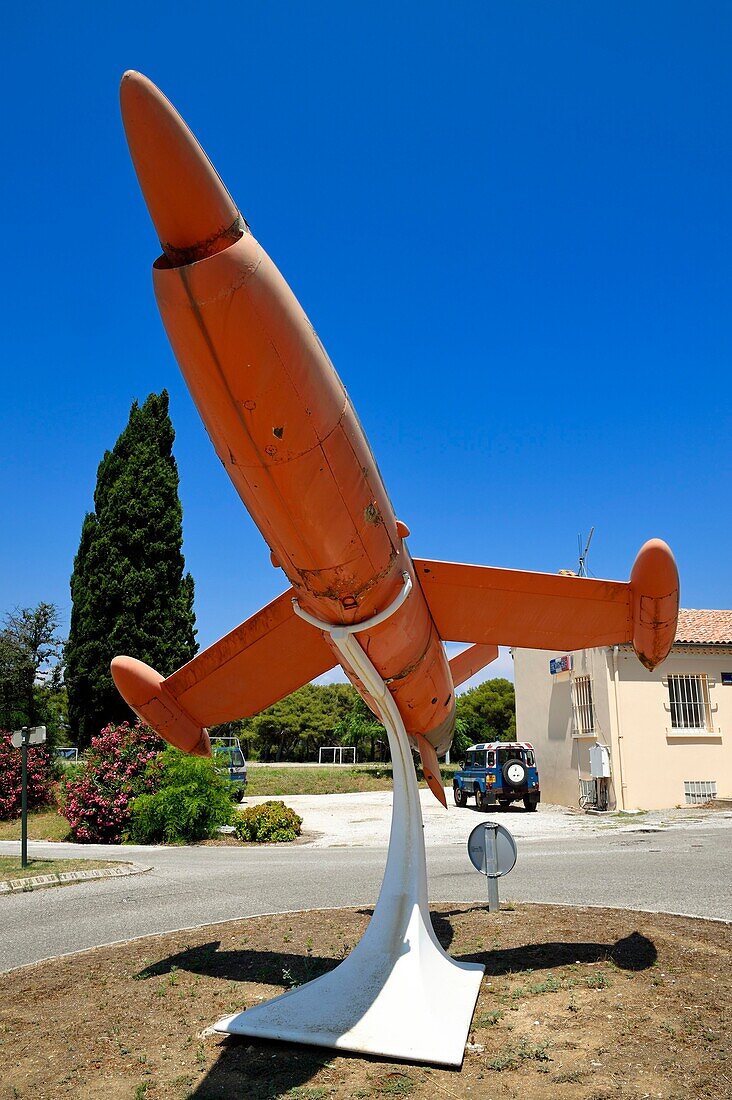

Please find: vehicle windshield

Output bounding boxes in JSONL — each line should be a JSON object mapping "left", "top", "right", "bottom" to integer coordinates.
{"left": 494, "top": 747, "right": 534, "bottom": 766}
{"left": 464, "top": 748, "right": 535, "bottom": 769}
{"left": 213, "top": 747, "right": 245, "bottom": 767}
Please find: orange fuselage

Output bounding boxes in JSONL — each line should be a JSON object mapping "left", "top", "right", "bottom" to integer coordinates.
{"left": 154, "top": 231, "right": 455, "bottom": 753}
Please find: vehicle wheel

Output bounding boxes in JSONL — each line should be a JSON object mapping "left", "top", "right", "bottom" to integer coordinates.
{"left": 502, "top": 758, "right": 527, "bottom": 788}
{"left": 475, "top": 788, "right": 488, "bottom": 811}
{"left": 236, "top": 789, "right": 246, "bottom": 803}
{"left": 453, "top": 785, "right": 467, "bottom": 807}
{"left": 523, "top": 796, "right": 538, "bottom": 812}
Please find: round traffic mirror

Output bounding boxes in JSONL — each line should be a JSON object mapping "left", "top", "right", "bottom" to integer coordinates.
{"left": 467, "top": 821, "right": 517, "bottom": 877}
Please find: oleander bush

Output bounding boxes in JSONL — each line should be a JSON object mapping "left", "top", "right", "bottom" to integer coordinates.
{"left": 60, "top": 721, "right": 163, "bottom": 842}
{"left": 128, "top": 748, "right": 233, "bottom": 844}
{"left": 234, "top": 800, "right": 303, "bottom": 843}
{"left": 0, "top": 733, "right": 56, "bottom": 820}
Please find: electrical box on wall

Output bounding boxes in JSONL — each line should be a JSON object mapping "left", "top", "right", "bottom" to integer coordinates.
{"left": 589, "top": 743, "right": 611, "bottom": 779}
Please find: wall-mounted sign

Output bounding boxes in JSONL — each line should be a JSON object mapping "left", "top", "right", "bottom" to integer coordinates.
{"left": 550, "top": 655, "right": 573, "bottom": 675}
{"left": 722, "top": 672, "right": 732, "bottom": 686}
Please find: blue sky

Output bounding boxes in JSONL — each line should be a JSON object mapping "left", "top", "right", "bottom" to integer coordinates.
{"left": 2, "top": 3, "right": 730, "bottom": 687}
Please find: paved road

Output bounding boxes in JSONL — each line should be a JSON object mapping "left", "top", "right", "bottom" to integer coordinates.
{"left": 1, "top": 822, "right": 729, "bottom": 972}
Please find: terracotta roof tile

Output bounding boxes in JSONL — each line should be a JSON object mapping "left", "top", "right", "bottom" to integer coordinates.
{"left": 675, "top": 608, "right": 732, "bottom": 645}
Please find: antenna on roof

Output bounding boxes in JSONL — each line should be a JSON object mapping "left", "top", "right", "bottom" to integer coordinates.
{"left": 577, "top": 527, "right": 595, "bottom": 578}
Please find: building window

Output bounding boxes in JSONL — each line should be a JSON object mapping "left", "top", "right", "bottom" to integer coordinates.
{"left": 667, "top": 674, "right": 712, "bottom": 731}
{"left": 572, "top": 675, "right": 595, "bottom": 737}
{"left": 683, "top": 780, "right": 716, "bottom": 805}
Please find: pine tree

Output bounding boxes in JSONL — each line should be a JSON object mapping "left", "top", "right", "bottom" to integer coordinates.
{"left": 66, "top": 392, "right": 197, "bottom": 745}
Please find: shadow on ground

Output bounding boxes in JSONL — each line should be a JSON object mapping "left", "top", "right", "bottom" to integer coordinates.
{"left": 135, "top": 907, "right": 657, "bottom": 1098}
{"left": 431, "top": 907, "right": 657, "bottom": 972}
{"left": 191, "top": 1036, "right": 346, "bottom": 1099}
{"left": 460, "top": 930, "right": 656, "bottom": 972}
{"left": 135, "top": 940, "right": 338, "bottom": 987}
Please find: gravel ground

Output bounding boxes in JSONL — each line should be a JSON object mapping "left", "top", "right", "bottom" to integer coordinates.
{"left": 241, "top": 789, "right": 732, "bottom": 848}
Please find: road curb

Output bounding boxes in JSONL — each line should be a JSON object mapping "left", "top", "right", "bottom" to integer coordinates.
{"left": 0, "top": 861, "right": 151, "bottom": 895}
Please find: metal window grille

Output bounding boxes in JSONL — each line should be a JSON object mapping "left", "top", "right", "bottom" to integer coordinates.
{"left": 572, "top": 675, "right": 595, "bottom": 737}
{"left": 667, "top": 675, "right": 712, "bottom": 731}
{"left": 683, "top": 780, "right": 717, "bottom": 805}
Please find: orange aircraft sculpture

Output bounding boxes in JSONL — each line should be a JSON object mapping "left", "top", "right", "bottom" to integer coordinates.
{"left": 112, "top": 71, "right": 679, "bottom": 1065}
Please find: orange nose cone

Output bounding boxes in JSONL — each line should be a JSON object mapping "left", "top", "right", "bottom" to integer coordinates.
{"left": 120, "top": 70, "right": 243, "bottom": 265}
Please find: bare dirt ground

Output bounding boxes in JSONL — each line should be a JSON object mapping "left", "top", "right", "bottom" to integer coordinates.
{"left": 1, "top": 904, "right": 729, "bottom": 1100}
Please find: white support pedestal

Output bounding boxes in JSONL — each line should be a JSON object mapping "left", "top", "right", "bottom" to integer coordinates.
{"left": 213, "top": 577, "right": 484, "bottom": 1066}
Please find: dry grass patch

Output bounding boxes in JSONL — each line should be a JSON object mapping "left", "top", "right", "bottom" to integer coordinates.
{"left": 0, "top": 807, "right": 70, "bottom": 842}
{"left": 0, "top": 856, "right": 124, "bottom": 883}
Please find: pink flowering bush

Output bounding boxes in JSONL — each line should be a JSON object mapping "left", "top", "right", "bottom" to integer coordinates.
{"left": 0, "top": 733, "right": 56, "bottom": 820}
{"left": 60, "top": 721, "right": 164, "bottom": 843}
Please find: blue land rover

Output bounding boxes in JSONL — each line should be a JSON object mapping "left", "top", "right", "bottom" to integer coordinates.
{"left": 453, "top": 741, "right": 540, "bottom": 812}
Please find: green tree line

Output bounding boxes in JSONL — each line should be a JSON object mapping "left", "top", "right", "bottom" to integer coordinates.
{"left": 65, "top": 392, "right": 197, "bottom": 746}
{"left": 0, "top": 598, "right": 515, "bottom": 761}
{"left": 214, "top": 677, "right": 516, "bottom": 762}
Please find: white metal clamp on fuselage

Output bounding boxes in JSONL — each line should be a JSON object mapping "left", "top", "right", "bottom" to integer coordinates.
{"left": 291, "top": 571, "right": 413, "bottom": 723}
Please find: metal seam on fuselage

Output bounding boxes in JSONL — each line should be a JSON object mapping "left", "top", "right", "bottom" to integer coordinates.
{"left": 232, "top": 395, "right": 349, "bottom": 468}
{"left": 244, "top": 264, "right": 347, "bottom": 443}
{"left": 382, "top": 624, "right": 434, "bottom": 685}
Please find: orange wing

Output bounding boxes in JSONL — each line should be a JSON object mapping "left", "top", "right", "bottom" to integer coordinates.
{"left": 165, "top": 589, "right": 337, "bottom": 724}
{"left": 415, "top": 539, "right": 679, "bottom": 670}
{"left": 416, "top": 559, "right": 631, "bottom": 649}
{"left": 111, "top": 588, "right": 337, "bottom": 753}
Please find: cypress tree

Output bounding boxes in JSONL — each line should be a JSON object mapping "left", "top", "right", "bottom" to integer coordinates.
{"left": 66, "top": 391, "right": 197, "bottom": 745}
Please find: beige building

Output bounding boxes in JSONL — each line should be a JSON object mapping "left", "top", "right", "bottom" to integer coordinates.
{"left": 513, "top": 609, "right": 732, "bottom": 811}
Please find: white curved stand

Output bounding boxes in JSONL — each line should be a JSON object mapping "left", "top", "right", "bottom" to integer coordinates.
{"left": 213, "top": 576, "right": 484, "bottom": 1066}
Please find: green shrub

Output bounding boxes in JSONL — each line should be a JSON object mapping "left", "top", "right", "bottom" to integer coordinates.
{"left": 127, "top": 749, "right": 233, "bottom": 844}
{"left": 235, "top": 800, "right": 302, "bottom": 843}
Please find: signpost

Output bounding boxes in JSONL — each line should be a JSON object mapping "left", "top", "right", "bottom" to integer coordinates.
{"left": 467, "top": 821, "right": 517, "bottom": 912}
{"left": 11, "top": 726, "right": 46, "bottom": 868}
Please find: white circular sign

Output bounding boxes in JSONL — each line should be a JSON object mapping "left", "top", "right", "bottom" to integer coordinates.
{"left": 467, "top": 822, "right": 517, "bottom": 877}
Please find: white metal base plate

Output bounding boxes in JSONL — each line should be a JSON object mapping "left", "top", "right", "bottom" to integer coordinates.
{"left": 213, "top": 901, "right": 484, "bottom": 1066}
